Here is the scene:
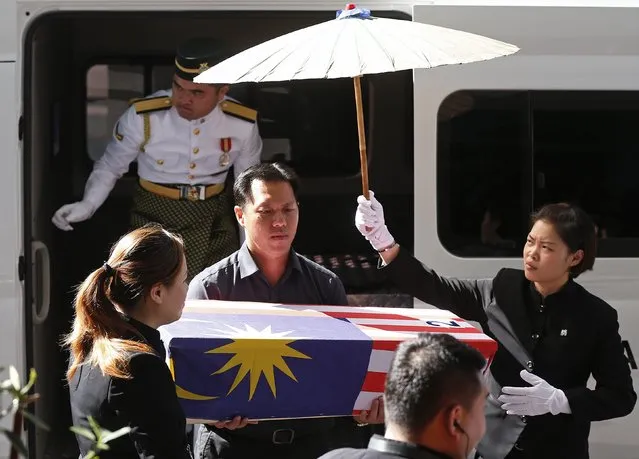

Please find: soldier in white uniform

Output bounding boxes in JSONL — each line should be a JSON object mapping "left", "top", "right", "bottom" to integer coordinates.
{"left": 52, "top": 38, "right": 263, "bottom": 279}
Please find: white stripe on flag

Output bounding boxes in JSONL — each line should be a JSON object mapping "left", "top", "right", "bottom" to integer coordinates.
{"left": 368, "top": 349, "right": 395, "bottom": 373}
{"left": 357, "top": 325, "right": 415, "bottom": 339}
{"left": 357, "top": 326, "right": 494, "bottom": 342}
{"left": 353, "top": 390, "right": 384, "bottom": 410}
{"left": 398, "top": 309, "right": 459, "bottom": 319}
{"left": 350, "top": 318, "right": 475, "bottom": 328}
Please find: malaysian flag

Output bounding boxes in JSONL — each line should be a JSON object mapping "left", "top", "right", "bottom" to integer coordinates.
{"left": 159, "top": 300, "right": 497, "bottom": 422}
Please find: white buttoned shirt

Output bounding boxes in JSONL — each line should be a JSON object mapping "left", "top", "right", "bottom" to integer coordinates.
{"left": 83, "top": 90, "right": 262, "bottom": 210}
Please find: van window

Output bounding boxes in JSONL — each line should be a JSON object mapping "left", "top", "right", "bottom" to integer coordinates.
{"left": 437, "top": 90, "right": 639, "bottom": 258}
{"left": 85, "top": 63, "right": 366, "bottom": 178}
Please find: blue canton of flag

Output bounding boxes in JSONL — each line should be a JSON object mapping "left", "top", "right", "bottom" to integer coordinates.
{"left": 160, "top": 308, "right": 373, "bottom": 421}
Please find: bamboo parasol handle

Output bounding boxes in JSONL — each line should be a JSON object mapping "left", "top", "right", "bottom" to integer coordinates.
{"left": 353, "top": 75, "right": 369, "bottom": 200}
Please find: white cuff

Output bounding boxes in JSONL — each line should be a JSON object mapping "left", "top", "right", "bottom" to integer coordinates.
{"left": 551, "top": 389, "right": 572, "bottom": 415}
{"left": 367, "top": 225, "right": 395, "bottom": 251}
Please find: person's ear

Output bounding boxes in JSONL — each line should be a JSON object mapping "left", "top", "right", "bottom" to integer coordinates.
{"left": 446, "top": 404, "right": 464, "bottom": 436}
{"left": 149, "top": 283, "right": 164, "bottom": 304}
{"left": 569, "top": 249, "right": 584, "bottom": 267}
{"left": 234, "top": 206, "right": 245, "bottom": 227}
{"left": 217, "top": 85, "right": 230, "bottom": 99}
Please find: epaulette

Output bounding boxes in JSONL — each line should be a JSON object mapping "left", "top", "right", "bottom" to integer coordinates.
{"left": 129, "top": 96, "right": 172, "bottom": 114}
{"left": 219, "top": 100, "right": 258, "bottom": 123}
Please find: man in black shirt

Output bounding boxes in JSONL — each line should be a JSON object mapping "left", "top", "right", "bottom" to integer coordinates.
{"left": 187, "top": 162, "right": 383, "bottom": 459}
{"left": 318, "top": 333, "right": 489, "bottom": 459}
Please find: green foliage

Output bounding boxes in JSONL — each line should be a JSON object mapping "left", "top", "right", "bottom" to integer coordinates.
{"left": 69, "top": 416, "right": 131, "bottom": 459}
{"left": 0, "top": 366, "right": 46, "bottom": 457}
{"left": 0, "top": 366, "right": 130, "bottom": 458}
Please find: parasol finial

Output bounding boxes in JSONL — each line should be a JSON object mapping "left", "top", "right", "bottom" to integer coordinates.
{"left": 336, "top": 4, "right": 371, "bottom": 19}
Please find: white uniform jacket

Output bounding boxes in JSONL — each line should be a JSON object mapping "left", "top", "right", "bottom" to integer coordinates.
{"left": 83, "top": 89, "right": 262, "bottom": 210}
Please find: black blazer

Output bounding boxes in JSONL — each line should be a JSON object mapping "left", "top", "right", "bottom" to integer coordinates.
{"left": 68, "top": 318, "right": 191, "bottom": 459}
{"left": 383, "top": 248, "right": 636, "bottom": 459}
{"left": 318, "top": 435, "right": 453, "bottom": 459}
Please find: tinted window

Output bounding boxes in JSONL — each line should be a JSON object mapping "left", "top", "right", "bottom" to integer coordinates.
{"left": 438, "top": 90, "right": 639, "bottom": 258}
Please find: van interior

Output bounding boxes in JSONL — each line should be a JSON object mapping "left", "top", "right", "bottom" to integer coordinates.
{"left": 23, "top": 10, "right": 414, "bottom": 458}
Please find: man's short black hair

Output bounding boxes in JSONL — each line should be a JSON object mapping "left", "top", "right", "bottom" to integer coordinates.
{"left": 384, "top": 333, "right": 486, "bottom": 436}
{"left": 233, "top": 162, "right": 299, "bottom": 208}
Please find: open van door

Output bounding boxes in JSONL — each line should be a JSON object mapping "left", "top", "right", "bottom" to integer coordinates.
{"left": 23, "top": 17, "right": 78, "bottom": 459}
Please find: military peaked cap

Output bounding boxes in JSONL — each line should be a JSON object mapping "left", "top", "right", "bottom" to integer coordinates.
{"left": 175, "top": 37, "right": 222, "bottom": 81}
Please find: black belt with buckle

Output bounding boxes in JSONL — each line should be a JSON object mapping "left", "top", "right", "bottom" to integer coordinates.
{"left": 206, "top": 418, "right": 340, "bottom": 445}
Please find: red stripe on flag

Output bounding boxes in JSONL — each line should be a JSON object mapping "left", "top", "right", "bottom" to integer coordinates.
{"left": 365, "top": 324, "right": 479, "bottom": 333}
{"left": 361, "top": 371, "right": 387, "bottom": 393}
{"left": 323, "top": 311, "right": 419, "bottom": 320}
{"left": 372, "top": 340, "right": 402, "bottom": 351}
{"left": 465, "top": 340, "right": 499, "bottom": 361}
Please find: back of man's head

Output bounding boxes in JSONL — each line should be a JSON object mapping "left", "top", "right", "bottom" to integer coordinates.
{"left": 384, "top": 333, "right": 486, "bottom": 442}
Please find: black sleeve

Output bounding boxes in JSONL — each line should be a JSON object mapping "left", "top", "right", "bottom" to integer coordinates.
{"left": 382, "top": 247, "right": 494, "bottom": 323}
{"left": 187, "top": 274, "right": 220, "bottom": 300}
{"left": 564, "top": 307, "right": 637, "bottom": 422}
{"left": 109, "top": 353, "right": 191, "bottom": 459}
{"left": 327, "top": 276, "right": 349, "bottom": 306}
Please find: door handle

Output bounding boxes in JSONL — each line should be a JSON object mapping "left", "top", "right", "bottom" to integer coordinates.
{"left": 31, "top": 241, "right": 51, "bottom": 325}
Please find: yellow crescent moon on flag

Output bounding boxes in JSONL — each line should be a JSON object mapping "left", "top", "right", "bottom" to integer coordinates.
{"left": 176, "top": 385, "right": 218, "bottom": 401}
{"left": 169, "top": 358, "right": 217, "bottom": 401}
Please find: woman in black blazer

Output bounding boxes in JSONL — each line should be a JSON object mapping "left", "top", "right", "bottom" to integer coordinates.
{"left": 354, "top": 192, "right": 636, "bottom": 459}
{"left": 65, "top": 223, "right": 192, "bottom": 458}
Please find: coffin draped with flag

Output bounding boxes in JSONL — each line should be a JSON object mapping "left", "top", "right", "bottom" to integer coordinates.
{"left": 159, "top": 300, "right": 497, "bottom": 422}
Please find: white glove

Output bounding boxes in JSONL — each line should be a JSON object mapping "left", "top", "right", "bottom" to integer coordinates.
{"left": 498, "top": 370, "right": 571, "bottom": 416}
{"left": 355, "top": 190, "right": 395, "bottom": 251}
{"left": 52, "top": 170, "right": 116, "bottom": 230}
{"left": 52, "top": 201, "right": 96, "bottom": 231}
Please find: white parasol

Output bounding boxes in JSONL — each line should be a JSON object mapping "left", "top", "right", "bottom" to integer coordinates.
{"left": 196, "top": 4, "right": 519, "bottom": 197}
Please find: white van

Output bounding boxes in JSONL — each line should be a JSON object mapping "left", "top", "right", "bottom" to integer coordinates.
{"left": 0, "top": 0, "right": 635, "bottom": 457}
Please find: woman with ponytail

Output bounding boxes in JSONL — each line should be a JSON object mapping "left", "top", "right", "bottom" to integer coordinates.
{"left": 65, "top": 223, "right": 191, "bottom": 458}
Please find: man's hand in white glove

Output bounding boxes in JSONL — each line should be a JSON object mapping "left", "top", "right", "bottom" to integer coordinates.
{"left": 499, "top": 369, "right": 571, "bottom": 416}
{"left": 52, "top": 201, "right": 96, "bottom": 231}
{"left": 355, "top": 190, "right": 395, "bottom": 251}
